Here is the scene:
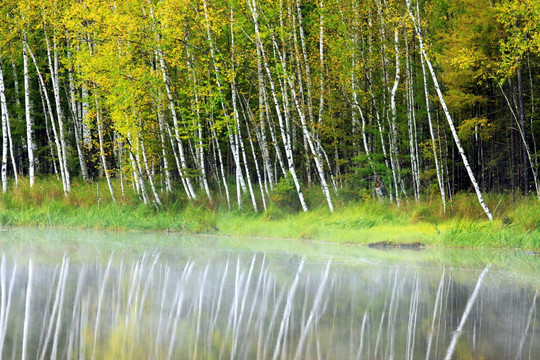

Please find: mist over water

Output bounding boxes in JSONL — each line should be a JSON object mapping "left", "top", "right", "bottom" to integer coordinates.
{"left": 0, "top": 228, "right": 538, "bottom": 359}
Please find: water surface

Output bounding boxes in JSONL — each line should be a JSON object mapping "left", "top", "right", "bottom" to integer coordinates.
{"left": 0, "top": 227, "right": 538, "bottom": 359}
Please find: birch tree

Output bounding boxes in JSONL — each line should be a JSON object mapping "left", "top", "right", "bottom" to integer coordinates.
{"left": 406, "top": 0, "right": 493, "bottom": 221}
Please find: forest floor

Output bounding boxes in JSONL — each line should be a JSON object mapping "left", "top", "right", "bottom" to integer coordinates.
{"left": 0, "top": 178, "right": 539, "bottom": 251}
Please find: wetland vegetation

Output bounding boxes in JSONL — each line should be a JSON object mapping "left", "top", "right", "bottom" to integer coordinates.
{"left": 0, "top": 178, "right": 539, "bottom": 250}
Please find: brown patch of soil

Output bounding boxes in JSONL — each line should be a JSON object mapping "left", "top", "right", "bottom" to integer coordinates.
{"left": 368, "top": 241, "right": 425, "bottom": 250}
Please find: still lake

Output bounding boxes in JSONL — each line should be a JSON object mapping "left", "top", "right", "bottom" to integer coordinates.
{"left": 0, "top": 227, "right": 538, "bottom": 359}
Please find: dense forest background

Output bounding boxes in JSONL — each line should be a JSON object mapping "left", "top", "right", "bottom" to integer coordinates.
{"left": 0, "top": 0, "right": 538, "bottom": 218}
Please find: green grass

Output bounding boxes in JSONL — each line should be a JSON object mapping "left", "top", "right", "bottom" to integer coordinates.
{"left": 0, "top": 177, "right": 539, "bottom": 251}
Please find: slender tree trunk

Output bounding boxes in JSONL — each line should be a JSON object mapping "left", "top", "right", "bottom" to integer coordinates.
{"left": 236, "top": 107, "right": 258, "bottom": 211}
{"left": 117, "top": 138, "right": 125, "bottom": 196}
{"left": 499, "top": 84, "right": 540, "bottom": 199}
{"left": 157, "top": 109, "right": 172, "bottom": 193}
{"left": 210, "top": 119, "right": 230, "bottom": 208}
{"left": 201, "top": 0, "right": 247, "bottom": 196}
{"left": 129, "top": 133, "right": 149, "bottom": 204}
{"left": 389, "top": 29, "right": 402, "bottom": 205}
{"left": 248, "top": 0, "right": 308, "bottom": 211}
{"left": 140, "top": 136, "right": 161, "bottom": 206}
{"left": 367, "top": 13, "right": 393, "bottom": 200}
{"left": 22, "top": 36, "right": 35, "bottom": 187}
{"left": 0, "top": 62, "right": 9, "bottom": 193}
{"left": 5, "top": 106, "right": 18, "bottom": 186}
{"left": 157, "top": 52, "right": 196, "bottom": 200}
{"left": 94, "top": 97, "right": 116, "bottom": 202}
{"left": 245, "top": 118, "right": 267, "bottom": 211}
{"left": 407, "top": 1, "right": 493, "bottom": 220}
{"left": 194, "top": 94, "right": 211, "bottom": 199}
{"left": 262, "top": 88, "right": 287, "bottom": 178}
{"left": 517, "top": 65, "right": 528, "bottom": 193}
{"left": 270, "top": 29, "right": 334, "bottom": 211}
{"left": 37, "top": 79, "right": 59, "bottom": 178}
{"left": 165, "top": 120, "right": 192, "bottom": 198}
{"left": 45, "top": 31, "right": 70, "bottom": 192}
{"left": 255, "top": 49, "right": 274, "bottom": 189}
{"left": 421, "top": 51, "right": 446, "bottom": 210}
{"left": 67, "top": 48, "right": 90, "bottom": 183}
{"left": 405, "top": 32, "right": 420, "bottom": 201}
{"left": 295, "top": 0, "right": 316, "bottom": 130}
{"left": 27, "top": 41, "right": 67, "bottom": 193}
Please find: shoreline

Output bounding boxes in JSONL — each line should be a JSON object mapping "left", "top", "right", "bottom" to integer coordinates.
{"left": 0, "top": 202, "right": 538, "bottom": 252}
{"left": 0, "top": 179, "right": 538, "bottom": 251}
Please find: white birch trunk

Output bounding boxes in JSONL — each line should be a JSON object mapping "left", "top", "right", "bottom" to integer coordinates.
{"left": 419, "top": 40, "right": 446, "bottom": 210}
{"left": 150, "top": 2, "right": 197, "bottom": 199}
{"left": 202, "top": 0, "right": 247, "bottom": 195}
{"left": 157, "top": 109, "right": 172, "bottom": 193}
{"left": 128, "top": 133, "right": 149, "bottom": 204}
{"left": 270, "top": 31, "right": 334, "bottom": 211}
{"left": 407, "top": 1, "right": 493, "bottom": 220}
{"left": 210, "top": 122, "right": 231, "bottom": 207}
{"left": 255, "top": 48, "right": 274, "bottom": 189}
{"left": 389, "top": 29, "right": 402, "bottom": 205}
{"left": 236, "top": 110, "right": 258, "bottom": 211}
{"left": 194, "top": 95, "right": 211, "bottom": 200}
{"left": 295, "top": 0, "right": 316, "bottom": 129}
{"left": 262, "top": 88, "right": 287, "bottom": 178}
{"left": 0, "top": 62, "right": 8, "bottom": 193}
{"left": 140, "top": 137, "right": 162, "bottom": 206}
{"left": 82, "top": 84, "right": 91, "bottom": 149}
{"left": 157, "top": 52, "right": 197, "bottom": 200}
{"left": 248, "top": 0, "right": 308, "bottom": 211}
{"left": 26, "top": 41, "right": 67, "bottom": 193}
{"left": 5, "top": 105, "right": 18, "bottom": 186}
{"left": 165, "top": 121, "right": 191, "bottom": 197}
{"left": 318, "top": 0, "right": 325, "bottom": 127}
{"left": 37, "top": 78, "right": 59, "bottom": 178}
{"left": 246, "top": 120, "right": 268, "bottom": 211}
{"left": 8, "top": 64, "right": 20, "bottom": 188}
{"left": 45, "top": 32, "right": 70, "bottom": 192}
{"left": 118, "top": 137, "right": 125, "bottom": 196}
{"left": 367, "top": 15, "right": 393, "bottom": 199}
{"left": 95, "top": 99, "right": 116, "bottom": 202}
{"left": 499, "top": 84, "right": 540, "bottom": 200}
{"left": 229, "top": 8, "right": 256, "bottom": 210}
{"left": 405, "top": 32, "right": 420, "bottom": 201}
{"left": 67, "top": 49, "right": 90, "bottom": 183}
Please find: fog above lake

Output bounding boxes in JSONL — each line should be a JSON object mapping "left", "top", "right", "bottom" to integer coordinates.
{"left": 0, "top": 228, "right": 537, "bottom": 359}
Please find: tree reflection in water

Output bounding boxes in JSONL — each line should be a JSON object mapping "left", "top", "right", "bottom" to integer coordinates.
{"left": 0, "top": 253, "right": 537, "bottom": 359}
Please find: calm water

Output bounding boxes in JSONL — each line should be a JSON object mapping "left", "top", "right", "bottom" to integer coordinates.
{"left": 0, "top": 228, "right": 538, "bottom": 359}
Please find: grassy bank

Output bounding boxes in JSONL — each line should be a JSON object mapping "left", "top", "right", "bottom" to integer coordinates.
{"left": 1, "top": 177, "right": 539, "bottom": 250}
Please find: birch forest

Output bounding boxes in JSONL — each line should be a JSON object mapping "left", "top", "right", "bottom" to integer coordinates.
{"left": 0, "top": 0, "right": 538, "bottom": 217}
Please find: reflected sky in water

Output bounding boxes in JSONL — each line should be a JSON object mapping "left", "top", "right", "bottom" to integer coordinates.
{"left": 0, "top": 227, "right": 538, "bottom": 359}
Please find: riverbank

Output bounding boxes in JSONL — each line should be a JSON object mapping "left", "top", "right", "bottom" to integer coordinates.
{"left": 1, "top": 178, "right": 539, "bottom": 251}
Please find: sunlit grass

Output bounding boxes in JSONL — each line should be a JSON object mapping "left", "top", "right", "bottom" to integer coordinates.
{"left": 0, "top": 177, "right": 539, "bottom": 250}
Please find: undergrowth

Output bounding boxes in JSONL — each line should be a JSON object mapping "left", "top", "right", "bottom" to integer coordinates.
{"left": 0, "top": 177, "right": 538, "bottom": 250}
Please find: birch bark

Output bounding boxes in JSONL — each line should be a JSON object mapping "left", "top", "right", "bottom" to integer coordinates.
{"left": 23, "top": 32, "right": 35, "bottom": 187}
{"left": 140, "top": 136, "right": 162, "bottom": 206}
{"left": 247, "top": 0, "right": 308, "bottom": 211}
{"left": 0, "top": 62, "right": 9, "bottom": 192}
{"left": 44, "top": 31, "right": 70, "bottom": 192}
{"left": 94, "top": 98, "right": 116, "bottom": 202}
{"left": 66, "top": 48, "right": 89, "bottom": 182}
{"left": 28, "top": 39, "right": 67, "bottom": 193}
{"left": 407, "top": 0, "right": 493, "bottom": 220}
{"left": 271, "top": 33, "right": 334, "bottom": 211}
{"left": 157, "top": 52, "right": 197, "bottom": 200}
{"left": 417, "top": 1, "right": 446, "bottom": 210}
{"left": 157, "top": 109, "right": 172, "bottom": 193}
